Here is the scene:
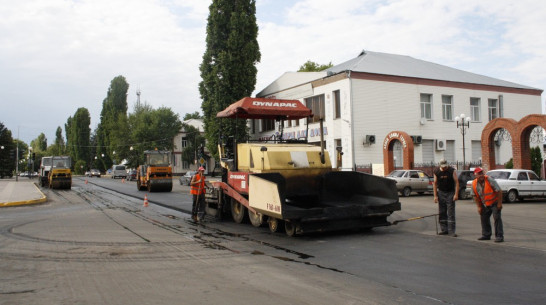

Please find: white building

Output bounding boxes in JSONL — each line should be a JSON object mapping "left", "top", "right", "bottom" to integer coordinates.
{"left": 253, "top": 50, "right": 543, "bottom": 173}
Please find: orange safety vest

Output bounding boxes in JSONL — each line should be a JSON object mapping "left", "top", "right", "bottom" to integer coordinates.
{"left": 190, "top": 173, "right": 206, "bottom": 195}
{"left": 472, "top": 176, "right": 498, "bottom": 206}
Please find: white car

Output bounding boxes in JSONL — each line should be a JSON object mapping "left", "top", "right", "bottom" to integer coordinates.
{"left": 465, "top": 169, "right": 546, "bottom": 203}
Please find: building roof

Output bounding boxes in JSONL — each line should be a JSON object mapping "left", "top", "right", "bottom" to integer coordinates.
{"left": 182, "top": 118, "right": 203, "bottom": 131}
{"left": 327, "top": 50, "right": 539, "bottom": 90}
{"left": 257, "top": 71, "right": 326, "bottom": 97}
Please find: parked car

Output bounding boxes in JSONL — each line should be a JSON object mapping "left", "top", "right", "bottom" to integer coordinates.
{"left": 457, "top": 170, "right": 475, "bottom": 200}
{"left": 465, "top": 169, "right": 546, "bottom": 203}
{"left": 386, "top": 170, "right": 433, "bottom": 197}
{"left": 127, "top": 170, "right": 137, "bottom": 181}
{"left": 179, "top": 171, "right": 195, "bottom": 186}
{"left": 87, "top": 169, "right": 101, "bottom": 177}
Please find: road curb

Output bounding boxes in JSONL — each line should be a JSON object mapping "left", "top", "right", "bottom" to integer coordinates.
{"left": 0, "top": 182, "right": 48, "bottom": 207}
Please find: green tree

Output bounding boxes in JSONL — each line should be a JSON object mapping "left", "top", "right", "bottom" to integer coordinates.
{"left": 183, "top": 111, "right": 203, "bottom": 120}
{"left": 30, "top": 133, "right": 47, "bottom": 152}
{"left": 530, "top": 146, "right": 543, "bottom": 176}
{"left": 297, "top": 60, "right": 333, "bottom": 72}
{"left": 0, "top": 122, "right": 16, "bottom": 177}
{"left": 13, "top": 139, "right": 29, "bottom": 173}
{"left": 199, "top": 0, "right": 260, "bottom": 157}
{"left": 96, "top": 76, "right": 129, "bottom": 170}
{"left": 53, "top": 126, "right": 66, "bottom": 155}
{"left": 126, "top": 102, "right": 182, "bottom": 168}
{"left": 66, "top": 108, "right": 91, "bottom": 169}
{"left": 505, "top": 158, "right": 513, "bottom": 169}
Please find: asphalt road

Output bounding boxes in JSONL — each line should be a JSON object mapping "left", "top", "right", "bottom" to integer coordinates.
{"left": 0, "top": 176, "right": 544, "bottom": 304}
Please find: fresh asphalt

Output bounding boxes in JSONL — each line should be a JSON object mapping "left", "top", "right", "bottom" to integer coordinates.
{"left": 1, "top": 176, "right": 545, "bottom": 304}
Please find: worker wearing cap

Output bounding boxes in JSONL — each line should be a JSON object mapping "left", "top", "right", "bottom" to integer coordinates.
{"left": 472, "top": 167, "right": 504, "bottom": 242}
{"left": 433, "top": 159, "right": 459, "bottom": 237}
{"left": 190, "top": 167, "right": 207, "bottom": 221}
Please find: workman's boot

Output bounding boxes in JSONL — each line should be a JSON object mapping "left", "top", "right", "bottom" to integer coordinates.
{"left": 477, "top": 236, "right": 491, "bottom": 241}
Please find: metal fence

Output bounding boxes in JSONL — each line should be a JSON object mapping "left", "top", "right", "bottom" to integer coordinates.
{"left": 355, "top": 160, "right": 484, "bottom": 177}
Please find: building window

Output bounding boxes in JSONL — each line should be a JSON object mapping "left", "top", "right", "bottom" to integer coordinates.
{"left": 470, "top": 98, "right": 480, "bottom": 122}
{"left": 305, "top": 94, "right": 325, "bottom": 123}
{"left": 333, "top": 90, "right": 341, "bottom": 119}
{"left": 250, "top": 119, "right": 255, "bottom": 134}
{"left": 284, "top": 120, "right": 292, "bottom": 128}
{"left": 442, "top": 95, "right": 453, "bottom": 121}
{"left": 488, "top": 99, "right": 498, "bottom": 121}
{"left": 420, "top": 94, "right": 432, "bottom": 119}
{"left": 181, "top": 137, "right": 187, "bottom": 148}
{"left": 261, "top": 119, "right": 275, "bottom": 132}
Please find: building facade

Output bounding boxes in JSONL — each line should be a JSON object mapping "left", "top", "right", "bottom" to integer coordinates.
{"left": 253, "top": 51, "right": 543, "bottom": 174}
{"left": 172, "top": 118, "right": 213, "bottom": 175}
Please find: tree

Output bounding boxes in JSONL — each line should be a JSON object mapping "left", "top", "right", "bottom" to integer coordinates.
{"left": 0, "top": 122, "right": 16, "bottom": 177}
{"left": 66, "top": 108, "right": 91, "bottom": 169}
{"left": 96, "top": 76, "right": 129, "bottom": 170}
{"left": 297, "top": 60, "right": 333, "bottom": 72}
{"left": 183, "top": 111, "right": 203, "bottom": 120}
{"left": 126, "top": 102, "right": 182, "bottom": 168}
{"left": 530, "top": 146, "right": 543, "bottom": 176}
{"left": 30, "top": 133, "right": 47, "bottom": 152}
{"left": 199, "top": 0, "right": 260, "bottom": 157}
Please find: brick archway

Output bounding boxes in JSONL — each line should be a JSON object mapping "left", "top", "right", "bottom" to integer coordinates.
{"left": 383, "top": 131, "right": 414, "bottom": 175}
{"left": 482, "top": 114, "right": 546, "bottom": 171}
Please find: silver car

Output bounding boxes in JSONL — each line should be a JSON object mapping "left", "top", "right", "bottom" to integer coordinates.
{"left": 179, "top": 171, "right": 195, "bottom": 186}
{"left": 387, "top": 170, "right": 433, "bottom": 197}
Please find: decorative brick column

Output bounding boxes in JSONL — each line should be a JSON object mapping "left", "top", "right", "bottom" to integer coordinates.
{"left": 516, "top": 114, "right": 546, "bottom": 169}
{"left": 481, "top": 118, "right": 517, "bottom": 171}
{"left": 481, "top": 115, "right": 546, "bottom": 171}
{"left": 383, "top": 131, "right": 414, "bottom": 175}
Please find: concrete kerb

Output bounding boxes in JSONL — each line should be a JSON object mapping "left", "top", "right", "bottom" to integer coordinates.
{"left": 0, "top": 181, "right": 48, "bottom": 207}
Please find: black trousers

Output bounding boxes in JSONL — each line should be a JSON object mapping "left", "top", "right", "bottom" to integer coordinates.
{"left": 438, "top": 190, "right": 456, "bottom": 234}
{"left": 192, "top": 194, "right": 205, "bottom": 217}
{"left": 480, "top": 205, "right": 504, "bottom": 238}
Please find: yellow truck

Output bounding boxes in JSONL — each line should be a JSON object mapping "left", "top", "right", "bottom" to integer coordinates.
{"left": 204, "top": 97, "right": 401, "bottom": 236}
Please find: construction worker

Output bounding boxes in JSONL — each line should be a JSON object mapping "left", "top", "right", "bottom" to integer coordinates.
{"left": 190, "top": 166, "right": 207, "bottom": 221}
{"left": 472, "top": 167, "right": 504, "bottom": 242}
{"left": 433, "top": 159, "right": 459, "bottom": 237}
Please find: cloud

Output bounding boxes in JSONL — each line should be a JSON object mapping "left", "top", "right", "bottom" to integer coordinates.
{"left": 1, "top": 0, "right": 545, "bottom": 144}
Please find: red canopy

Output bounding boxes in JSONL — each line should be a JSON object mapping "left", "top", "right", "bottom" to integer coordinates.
{"left": 216, "top": 97, "right": 312, "bottom": 119}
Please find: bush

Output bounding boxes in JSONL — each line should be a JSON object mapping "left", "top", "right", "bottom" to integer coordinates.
{"left": 74, "top": 160, "right": 87, "bottom": 175}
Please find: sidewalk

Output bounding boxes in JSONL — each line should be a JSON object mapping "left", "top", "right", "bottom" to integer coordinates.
{"left": 0, "top": 178, "right": 47, "bottom": 207}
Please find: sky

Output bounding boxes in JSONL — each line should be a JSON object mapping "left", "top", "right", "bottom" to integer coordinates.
{"left": 1, "top": 0, "right": 545, "bottom": 145}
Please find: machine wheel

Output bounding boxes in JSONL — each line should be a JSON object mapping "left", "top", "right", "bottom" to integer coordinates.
{"left": 268, "top": 217, "right": 282, "bottom": 233}
{"left": 506, "top": 190, "right": 518, "bottom": 203}
{"left": 284, "top": 221, "right": 299, "bottom": 237}
{"left": 402, "top": 187, "right": 412, "bottom": 197}
{"left": 248, "top": 209, "right": 264, "bottom": 227}
{"left": 231, "top": 199, "right": 247, "bottom": 224}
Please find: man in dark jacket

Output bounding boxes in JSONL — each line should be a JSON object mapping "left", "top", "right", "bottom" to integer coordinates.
{"left": 433, "top": 159, "right": 459, "bottom": 237}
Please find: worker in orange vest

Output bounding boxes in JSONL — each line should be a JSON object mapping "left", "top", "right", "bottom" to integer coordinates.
{"left": 190, "top": 166, "right": 207, "bottom": 221}
{"left": 472, "top": 167, "right": 504, "bottom": 242}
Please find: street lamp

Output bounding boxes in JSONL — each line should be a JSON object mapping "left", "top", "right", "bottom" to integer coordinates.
{"left": 455, "top": 114, "right": 471, "bottom": 169}
{"left": 1, "top": 146, "right": 4, "bottom": 178}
